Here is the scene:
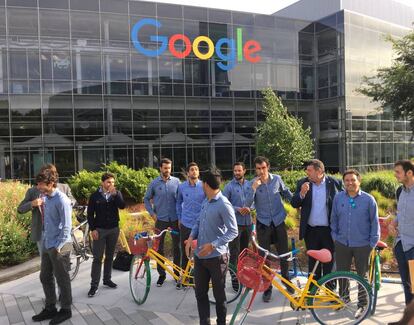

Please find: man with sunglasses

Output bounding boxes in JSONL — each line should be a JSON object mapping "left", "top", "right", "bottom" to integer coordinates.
{"left": 330, "top": 169, "right": 380, "bottom": 319}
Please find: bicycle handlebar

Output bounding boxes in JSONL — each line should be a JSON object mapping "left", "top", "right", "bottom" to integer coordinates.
{"left": 134, "top": 227, "right": 178, "bottom": 241}
{"left": 250, "top": 224, "right": 299, "bottom": 262}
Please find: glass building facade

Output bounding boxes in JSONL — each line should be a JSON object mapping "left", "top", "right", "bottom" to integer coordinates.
{"left": 0, "top": 0, "right": 412, "bottom": 181}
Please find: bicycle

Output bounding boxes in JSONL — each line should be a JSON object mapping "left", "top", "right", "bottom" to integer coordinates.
{"left": 128, "top": 228, "right": 242, "bottom": 306}
{"left": 230, "top": 225, "right": 372, "bottom": 325}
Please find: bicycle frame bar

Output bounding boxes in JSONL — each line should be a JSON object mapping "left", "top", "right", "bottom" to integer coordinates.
{"left": 251, "top": 231, "right": 298, "bottom": 262}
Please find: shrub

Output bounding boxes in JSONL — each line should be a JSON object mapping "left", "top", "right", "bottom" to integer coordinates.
{"left": 285, "top": 216, "right": 297, "bottom": 230}
{"left": 276, "top": 170, "right": 306, "bottom": 193}
{"left": 370, "top": 190, "right": 394, "bottom": 213}
{"left": 67, "top": 170, "right": 102, "bottom": 204}
{"left": 361, "top": 171, "right": 399, "bottom": 199}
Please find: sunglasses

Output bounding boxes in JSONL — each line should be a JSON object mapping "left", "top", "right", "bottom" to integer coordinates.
{"left": 349, "top": 197, "right": 356, "bottom": 209}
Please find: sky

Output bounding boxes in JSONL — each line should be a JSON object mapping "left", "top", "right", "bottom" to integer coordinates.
{"left": 141, "top": 0, "right": 414, "bottom": 15}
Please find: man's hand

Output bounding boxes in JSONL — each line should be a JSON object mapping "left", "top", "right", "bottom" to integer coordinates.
{"left": 91, "top": 230, "right": 99, "bottom": 241}
{"left": 151, "top": 214, "right": 157, "bottom": 222}
{"left": 198, "top": 243, "right": 214, "bottom": 257}
{"left": 109, "top": 185, "right": 117, "bottom": 196}
{"left": 239, "top": 207, "right": 251, "bottom": 215}
{"left": 185, "top": 237, "right": 193, "bottom": 258}
{"left": 300, "top": 182, "right": 310, "bottom": 198}
{"left": 251, "top": 177, "right": 262, "bottom": 191}
{"left": 31, "top": 198, "right": 43, "bottom": 208}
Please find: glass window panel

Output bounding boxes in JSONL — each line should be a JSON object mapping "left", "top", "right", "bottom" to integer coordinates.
{"left": 28, "top": 51, "right": 40, "bottom": 79}
{"left": 41, "top": 52, "right": 53, "bottom": 79}
{"left": 9, "top": 52, "right": 27, "bottom": 79}
{"left": 106, "top": 55, "right": 128, "bottom": 81}
{"left": 0, "top": 9, "right": 5, "bottom": 35}
{"left": 131, "top": 55, "right": 149, "bottom": 82}
{"left": 70, "top": 0, "right": 99, "bottom": 11}
{"left": 39, "top": 10, "right": 69, "bottom": 37}
{"left": 183, "top": 6, "right": 207, "bottom": 21}
{"left": 101, "top": 14, "right": 129, "bottom": 42}
{"left": 8, "top": 0, "right": 37, "bottom": 7}
{"left": 208, "top": 9, "right": 231, "bottom": 23}
{"left": 80, "top": 54, "right": 102, "bottom": 80}
{"left": 71, "top": 11, "right": 100, "bottom": 40}
{"left": 100, "top": 0, "right": 128, "bottom": 14}
{"left": 39, "top": 0, "right": 69, "bottom": 9}
{"left": 157, "top": 3, "right": 182, "bottom": 18}
{"left": 52, "top": 52, "right": 71, "bottom": 80}
{"left": 7, "top": 8, "right": 38, "bottom": 36}
{"left": 129, "top": 1, "right": 156, "bottom": 16}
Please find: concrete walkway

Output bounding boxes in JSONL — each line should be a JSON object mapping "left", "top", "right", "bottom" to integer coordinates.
{"left": 0, "top": 259, "right": 406, "bottom": 324}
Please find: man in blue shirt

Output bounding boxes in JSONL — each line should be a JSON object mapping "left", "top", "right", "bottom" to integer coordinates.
{"left": 331, "top": 169, "right": 379, "bottom": 318}
{"left": 185, "top": 168, "right": 238, "bottom": 325}
{"left": 176, "top": 162, "right": 205, "bottom": 289}
{"left": 32, "top": 169, "right": 73, "bottom": 325}
{"left": 223, "top": 162, "right": 252, "bottom": 269}
{"left": 144, "top": 158, "right": 180, "bottom": 287}
{"left": 246, "top": 156, "right": 294, "bottom": 302}
{"left": 291, "top": 159, "right": 342, "bottom": 281}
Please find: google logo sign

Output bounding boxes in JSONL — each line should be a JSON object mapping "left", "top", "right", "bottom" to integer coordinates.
{"left": 131, "top": 18, "right": 262, "bottom": 71}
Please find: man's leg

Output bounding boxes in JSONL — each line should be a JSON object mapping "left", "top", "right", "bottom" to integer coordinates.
{"left": 304, "top": 226, "right": 323, "bottom": 279}
{"left": 239, "top": 225, "right": 251, "bottom": 253}
{"left": 273, "top": 222, "right": 290, "bottom": 280}
{"left": 256, "top": 221, "right": 273, "bottom": 300}
{"left": 353, "top": 245, "right": 372, "bottom": 308}
{"left": 91, "top": 228, "right": 106, "bottom": 288}
{"left": 103, "top": 227, "right": 120, "bottom": 285}
{"left": 40, "top": 248, "right": 57, "bottom": 309}
{"left": 50, "top": 243, "right": 73, "bottom": 310}
{"left": 194, "top": 256, "right": 212, "bottom": 325}
{"left": 155, "top": 220, "right": 169, "bottom": 279}
{"left": 334, "top": 241, "right": 353, "bottom": 299}
{"left": 394, "top": 241, "right": 414, "bottom": 305}
{"left": 170, "top": 220, "right": 181, "bottom": 277}
{"left": 180, "top": 225, "right": 192, "bottom": 270}
{"left": 229, "top": 229, "right": 241, "bottom": 268}
{"left": 208, "top": 254, "right": 229, "bottom": 325}
{"left": 320, "top": 227, "right": 335, "bottom": 277}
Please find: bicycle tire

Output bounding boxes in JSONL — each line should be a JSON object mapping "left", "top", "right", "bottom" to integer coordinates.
{"left": 309, "top": 271, "right": 372, "bottom": 325}
{"left": 129, "top": 256, "right": 151, "bottom": 305}
{"left": 208, "top": 263, "right": 242, "bottom": 304}
{"left": 69, "top": 245, "right": 80, "bottom": 281}
{"left": 229, "top": 287, "right": 251, "bottom": 325}
{"left": 370, "top": 254, "right": 380, "bottom": 315}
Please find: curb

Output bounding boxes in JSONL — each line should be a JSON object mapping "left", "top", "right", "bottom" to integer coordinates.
{"left": 0, "top": 256, "right": 41, "bottom": 284}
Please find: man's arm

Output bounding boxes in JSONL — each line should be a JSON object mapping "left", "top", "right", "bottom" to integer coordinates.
{"left": 279, "top": 177, "right": 293, "bottom": 203}
{"left": 57, "top": 198, "right": 72, "bottom": 250}
{"left": 291, "top": 179, "right": 305, "bottom": 208}
{"left": 369, "top": 197, "right": 380, "bottom": 248}
{"left": 330, "top": 195, "right": 339, "bottom": 242}
{"left": 211, "top": 201, "right": 238, "bottom": 249}
{"left": 113, "top": 190, "right": 126, "bottom": 209}
{"left": 143, "top": 182, "right": 155, "bottom": 216}
{"left": 63, "top": 184, "right": 77, "bottom": 207}
{"left": 176, "top": 185, "right": 183, "bottom": 222}
{"left": 17, "top": 187, "right": 36, "bottom": 214}
{"left": 87, "top": 193, "right": 96, "bottom": 231}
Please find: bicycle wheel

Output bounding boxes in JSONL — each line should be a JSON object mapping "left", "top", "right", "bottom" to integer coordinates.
{"left": 129, "top": 255, "right": 151, "bottom": 305}
{"left": 370, "top": 254, "right": 381, "bottom": 315}
{"left": 309, "top": 271, "right": 372, "bottom": 325}
{"left": 229, "top": 287, "right": 252, "bottom": 325}
{"left": 68, "top": 245, "right": 80, "bottom": 281}
{"left": 208, "top": 263, "right": 242, "bottom": 304}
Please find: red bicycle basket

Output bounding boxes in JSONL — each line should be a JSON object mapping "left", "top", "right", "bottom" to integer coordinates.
{"left": 237, "top": 248, "right": 274, "bottom": 292}
{"left": 129, "top": 236, "right": 160, "bottom": 255}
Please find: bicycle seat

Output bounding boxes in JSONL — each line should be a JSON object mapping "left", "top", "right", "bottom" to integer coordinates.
{"left": 184, "top": 239, "right": 198, "bottom": 250}
{"left": 307, "top": 249, "right": 332, "bottom": 263}
{"left": 376, "top": 241, "right": 388, "bottom": 249}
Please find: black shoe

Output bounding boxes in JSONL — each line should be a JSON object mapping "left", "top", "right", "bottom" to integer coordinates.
{"left": 103, "top": 280, "right": 117, "bottom": 288}
{"left": 32, "top": 307, "right": 57, "bottom": 322}
{"left": 231, "top": 276, "right": 240, "bottom": 292}
{"left": 284, "top": 281, "right": 295, "bottom": 294}
{"left": 88, "top": 286, "right": 98, "bottom": 297}
{"left": 262, "top": 289, "right": 272, "bottom": 302}
{"left": 176, "top": 281, "right": 182, "bottom": 290}
{"left": 49, "top": 308, "right": 72, "bottom": 325}
{"left": 156, "top": 275, "right": 166, "bottom": 287}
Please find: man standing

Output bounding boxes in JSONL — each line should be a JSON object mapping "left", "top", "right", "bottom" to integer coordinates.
{"left": 392, "top": 160, "right": 414, "bottom": 306}
{"left": 144, "top": 158, "right": 180, "bottom": 286}
{"left": 32, "top": 169, "right": 73, "bottom": 325}
{"left": 87, "top": 172, "right": 125, "bottom": 297}
{"left": 223, "top": 162, "right": 252, "bottom": 269}
{"left": 331, "top": 169, "right": 379, "bottom": 318}
{"left": 176, "top": 162, "right": 205, "bottom": 289}
{"left": 185, "top": 168, "right": 238, "bottom": 325}
{"left": 291, "top": 159, "right": 342, "bottom": 280}
{"left": 18, "top": 164, "right": 76, "bottom": 254}
{"left": 246, "top": 156, "right": 294, "bottom": 302}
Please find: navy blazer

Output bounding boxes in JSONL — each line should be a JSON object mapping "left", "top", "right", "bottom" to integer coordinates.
{"left": 291, "top": 176, "right": 342, "bottom": 240}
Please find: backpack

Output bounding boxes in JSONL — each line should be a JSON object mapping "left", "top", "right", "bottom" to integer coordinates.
{"left": 396, "top": 185, "right": 403, "bottom": 201}
{"left": 112, "top": 251, "right": 133, "bottom": 271}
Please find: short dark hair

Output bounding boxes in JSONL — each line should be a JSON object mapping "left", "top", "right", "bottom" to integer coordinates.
{"left": 200, "top": 168, "right": 222, "bottom": 190}
{"left": 233, "top": 162, "right": 246, "bottom": 170}
{"left": 342, "top": 169, "right": 361, "bottom": 181}
{"left": 101, "top": 172, "right": 115, "bottom": 182}
{"left": 39, "top": 163, "right": 59, "bottom": 180}
{"left": 305, "top": 159, "right": 325, "bottom": 173}
{"left": 160, "top": 158, "right": 172, "bottom": 168}
{"left": 395, "top": 160, "right": 414, "bottom": 174}
{"left": 186, "top": 162, "right": 198, "bottom": 172}
{"left": 254, "top": 156, "right": 269, "bottom": 167}
{"left": 36, "top": 169, "right": 58, "bottom": 187}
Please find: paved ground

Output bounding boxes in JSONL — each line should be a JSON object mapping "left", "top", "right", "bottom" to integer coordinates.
{"left": 0, "top": 259, "right": 406, "bottom": 324}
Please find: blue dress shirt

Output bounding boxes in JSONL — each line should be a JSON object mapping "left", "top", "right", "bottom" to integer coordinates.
{"left": 330, "top": 190, "right": 379, "bottom": 248}
{"left": 223, "top": 178, "right": 252, "bottom": 226}
{"left": 308, "top": 177, "right": 329, "bottom": 226}
{"left": 176, "top": 180, "right": 205, "bottom": 229}
{"left": 396, "top": 184, "right": 414, "bottom": 252}
{"left": 144, "top": 176, "right": 180, "bottom": 222}
{"left": 190, "top": 192, "right": 238, "bottom": 259}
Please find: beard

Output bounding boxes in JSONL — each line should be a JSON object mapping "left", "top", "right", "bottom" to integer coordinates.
{"left": 234, "top": 174, "right": 243, "bottom": 181}
{"left": 162, "top": 171, "right": 170, "bottom": 178}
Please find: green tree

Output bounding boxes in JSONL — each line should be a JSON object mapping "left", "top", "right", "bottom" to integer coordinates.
{"left": 256, "top": 88, "right": 314, "bottom": 169}
{"left": 358, "top": 32, "right": 414, "bottom": 135}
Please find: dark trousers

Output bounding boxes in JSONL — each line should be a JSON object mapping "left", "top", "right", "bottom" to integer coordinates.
{"left": 194, "top": 254, "right": 228, "bottom": 325}
{"left": 91, "top": 227, "right": 119, "bottom": 287}
{"left": 229, "top": 225, "right": 251, "bottom": 268}
{"left": 256, "top": 221, "right": 289, "bottom": 292}
{"left": 180, "top": 224, "right": 192, "bottom": 270}
{"left": 304, "top": 225, "right": 335, "bottom": 280}
{"left": 394, "top": 240, "right": 414, "bottom": 305}
{"left": 335, "top": 241, "right": 372, "bottom": 307}
{"left": 156, "top": 219, "right": 180, "bottom": 277}
{"left": 40, "top": 242, "right": 72, "bottom": 310}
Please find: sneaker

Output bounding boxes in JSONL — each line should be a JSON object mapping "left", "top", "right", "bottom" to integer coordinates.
{"left": 176, "top": 281, "right": 182, "bottom": 290}
{"left": 88, "top": 286, "right": 98, "bottom": 297}
{"left": 103, "top": 280, "right": 117, "bottom": 288}
{"left": 49, "top": 308, "right": 72, "bottom": 325}
{"left": 262, "top": 289, "right": 272, "bottom": 303}
{"left": 354, "top": 307, "right": 365, "bottom": 319}
{"left": 32, "top": 307, "right": 57, "bottom": 322}
{"left": 156, "top": 275, "right": 166, "bottom": 287}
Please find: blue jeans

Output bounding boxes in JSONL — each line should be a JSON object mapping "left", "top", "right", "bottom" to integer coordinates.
{"left": 394, "top": 240, "right": 414, "bottom": 305}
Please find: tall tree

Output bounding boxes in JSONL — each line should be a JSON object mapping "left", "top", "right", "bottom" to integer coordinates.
{"left": 256, "top": 88, "right": 314, "bottom": 170}
{"left": 358, "top": 32, "right": 414, "bottom": 136}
